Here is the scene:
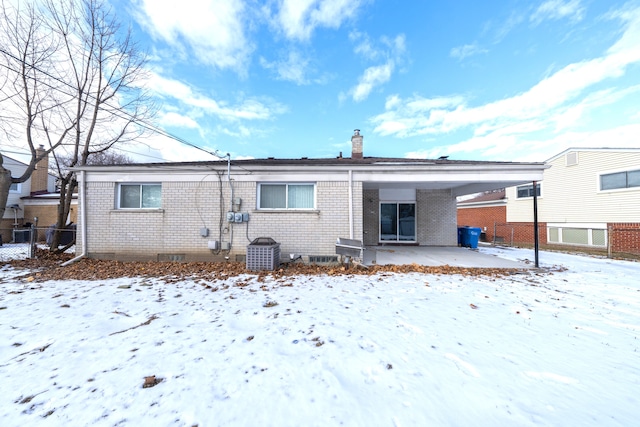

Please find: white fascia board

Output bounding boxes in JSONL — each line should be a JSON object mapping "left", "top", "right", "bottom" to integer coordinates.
{"left": 81, "top": 162, "right": 547, "bottom": 184}
{"left": 353, "top": 170, "right": 544, "bottom": 183}
{"left": 23, "top": 197, "right": 78, "bottom": 206}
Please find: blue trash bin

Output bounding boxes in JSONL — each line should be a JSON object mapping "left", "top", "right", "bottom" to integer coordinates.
{"left": 457, "top": 227, "right": 464, "bottom": 246}
{"left": 466, "top": 227, "right": 481, "bottom": 249}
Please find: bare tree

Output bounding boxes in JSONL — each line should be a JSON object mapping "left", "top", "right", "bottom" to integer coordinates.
{"left": 1, "top": 0, "right": 70, "bottom": 220}
{"left": 54, "top": 150, "right": 134, "bottom": 176}
{"left": 0, "top": 0, "right": 154, "bottom": 250}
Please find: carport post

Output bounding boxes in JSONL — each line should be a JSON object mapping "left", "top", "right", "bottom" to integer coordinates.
{"left": 533, "top": 180, "right": 539, "bottom": 268}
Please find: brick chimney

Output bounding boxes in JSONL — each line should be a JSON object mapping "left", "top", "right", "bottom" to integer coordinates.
{"left": 31, "top": 145, "right": 49, "bottom": 195}
{"left": 351, "top": 129, "right": 363, "bottom": 159}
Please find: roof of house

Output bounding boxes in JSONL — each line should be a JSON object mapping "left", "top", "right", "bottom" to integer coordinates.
{"left": 458, "top": 189, "right": 506, "bottom": 205}
{"left": 73, "top": 155, "right": 547, "bottom": 198}
{"left": 75, "top": 155, "right": 544, "bottom": 170}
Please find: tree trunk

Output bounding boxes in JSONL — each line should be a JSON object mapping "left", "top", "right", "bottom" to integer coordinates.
{"left": 50, "top": 174, "right": 76, "bottom": 252}
{"left": 0, "top": 160, "right": 12, "bottom": 222}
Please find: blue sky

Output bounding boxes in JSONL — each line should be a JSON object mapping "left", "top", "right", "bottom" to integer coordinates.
{"left": 7, "top": 0, "right": 640, "bottom": 164}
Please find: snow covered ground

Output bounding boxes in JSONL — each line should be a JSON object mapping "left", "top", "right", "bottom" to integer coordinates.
{"left": 0, "top": 247, "right": 639, "bottom": 426}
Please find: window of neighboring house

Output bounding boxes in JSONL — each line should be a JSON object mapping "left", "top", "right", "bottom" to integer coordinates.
{"left": 516, "top": 183, "right": 541, "bottom": 198}
{"left": 258, "top": 183, "right": 315, "bottom": 209}
{"left": 9, "top": 183, "right": 21, "bottom": 193}
{"left": 600, "top": 169, "right": 640, "bottom": 191}
{"left": 117, "top": 184, "right": 161, "bottom": 209}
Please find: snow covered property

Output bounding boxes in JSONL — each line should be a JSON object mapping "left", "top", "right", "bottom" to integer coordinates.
{"left": 1, "top": 246, "right": 639, "bottom": 426}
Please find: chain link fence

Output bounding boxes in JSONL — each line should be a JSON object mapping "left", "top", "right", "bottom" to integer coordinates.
{"left": 0, "top": 226, "right": 76, "bottom": 262}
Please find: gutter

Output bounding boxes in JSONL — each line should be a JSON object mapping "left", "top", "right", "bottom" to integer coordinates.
{"left": 61, "top": 170, "right": 87, "bottom": 266}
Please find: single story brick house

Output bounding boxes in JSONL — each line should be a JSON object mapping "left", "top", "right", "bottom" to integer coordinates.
{"left": 71, "top": 131, "right": 546, "bottom": 262}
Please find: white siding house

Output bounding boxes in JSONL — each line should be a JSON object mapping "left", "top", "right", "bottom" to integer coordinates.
{"left": 506, "top": 148, "right": 640, "bottom": 251}
{"left": 2, "top": 156, "right": 30, "bottom": 224}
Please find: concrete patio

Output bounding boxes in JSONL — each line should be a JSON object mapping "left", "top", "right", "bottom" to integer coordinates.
{"left": 363, "top": 245, "right": 532, "bottom": 269}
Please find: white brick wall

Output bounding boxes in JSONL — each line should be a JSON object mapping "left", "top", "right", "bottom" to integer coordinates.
{"left": 417, "top": 189, "right": 457, "bottom": 245}
{"left": 81, "top": 180, "right": 363, "bottom": 260}
{"left": 79, "top": 180, "right": 457, "bottom": 260}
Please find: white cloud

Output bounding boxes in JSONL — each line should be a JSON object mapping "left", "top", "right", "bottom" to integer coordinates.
{"left": 132, "top": 0, "right": 252, "bottom": 72}
{"left": 350, "top": 31, "right": 379, "bottom": 60}
{"left": 372, "top": 5, "right": 640, "bottom": 162}
{"left": 220, "top": 125, "right": 252, "bottom": 139}
{"left": 450, "top": 43, "right": 489, "bottom": 60}
{"left": 260, "top": 50, "right": 311, "bottom": 85}
{"left": 351, "top": 63, "right": 394, "bottom": 102}
{"left": 424, "top": 123, "right": 640, "bottom": 163}
{"left": 371, "top": 5, "right": 640, "bottom": 143}
{"left": 487, "top": 11, "right": 526, "bottom": 43}
{"left": 346, "top": 33, "right": 406, "bottom": 102}
{"left": 531, "top": 0, "right": 585, "bottom": 26}
{"left": 146, "top": 72, "right": 287, "bottom": 121}
{"left": 158, "top": 112, "right": 200, "bottom": 129}
{"left": 267, "top": 0, "right": 365, "bottom": 41}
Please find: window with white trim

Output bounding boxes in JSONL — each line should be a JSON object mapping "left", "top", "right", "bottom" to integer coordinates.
{"left": 117, "top": 184, "right": 161, "bottom": 209}
{"left": 258, "top": 183, "right": 315, "bottom": 209}
{"left": 600, "top": 169, "right": 640, "bottom": 191}
{"left": 9, "top": 183, "right": 21, "bottom": 192}
{"left": 516, "top": 183, "right": 541, "bottom": 198}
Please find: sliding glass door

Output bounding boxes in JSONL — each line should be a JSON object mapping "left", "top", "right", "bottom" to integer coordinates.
{"left": 380, "top": 203, "right": 416, "bottom": 242}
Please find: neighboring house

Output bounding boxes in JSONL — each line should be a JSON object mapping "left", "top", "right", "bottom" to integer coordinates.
{"left": 1, "top": 146, "right": 74, "bottom": 243}
{"left": 72, "top": 130, "right": 546, "bottom": 262}
{"left": 458, "top": 148, "right": 640, "bottom": 255}
{"left": 457, "top": 189, "right": 507, "bottom": 242}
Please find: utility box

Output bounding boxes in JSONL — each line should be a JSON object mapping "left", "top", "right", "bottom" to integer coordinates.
{"left": 13, "top": 228, "right": 31, "bottom": 243}
{"left": 246, "top": 237, "right": 280, "bottom": 271}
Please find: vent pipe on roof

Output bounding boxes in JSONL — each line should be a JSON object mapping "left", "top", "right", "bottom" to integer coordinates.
{"left": 351, "top": 129, "right": 363, "bottom": 159}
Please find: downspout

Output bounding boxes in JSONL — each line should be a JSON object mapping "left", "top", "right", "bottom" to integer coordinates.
{"left": 61, "top": 170, "right": 87, "bottom": 266}
{"left": 348, "top": 169, "right": 354, "bottom": 239}
{"left": 227, "top": 153, "right": 233, "bottom": 250}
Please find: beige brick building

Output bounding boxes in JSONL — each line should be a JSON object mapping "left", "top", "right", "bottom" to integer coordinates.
{"left": 72, "top": 131, "right": 546, "bottom": 262}
{"left": 1, "top": 147, "right": 67, "bottom": 243}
